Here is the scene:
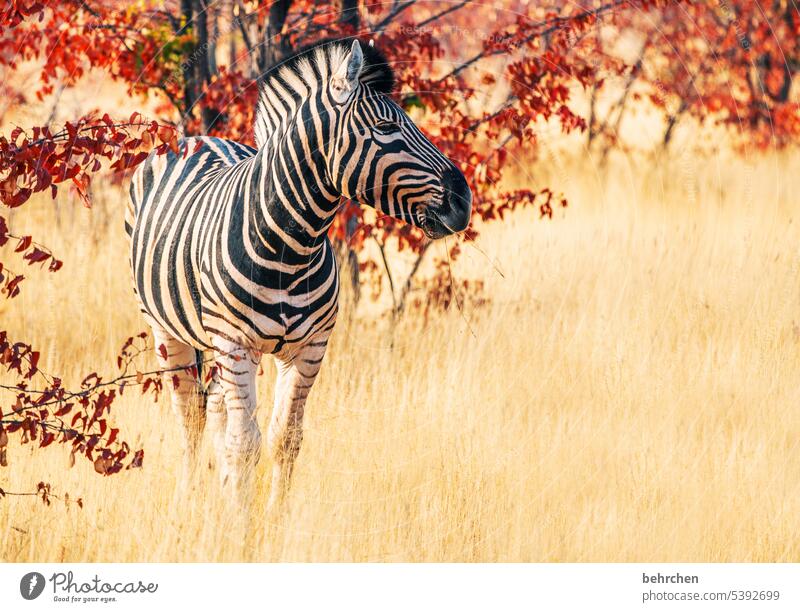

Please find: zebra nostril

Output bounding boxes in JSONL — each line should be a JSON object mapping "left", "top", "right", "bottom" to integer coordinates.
{"left": 436, "top": 166, "right": 472, "bottom": 233}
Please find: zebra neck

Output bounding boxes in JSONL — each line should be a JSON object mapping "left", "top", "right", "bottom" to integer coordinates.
{"left": 248, "top": 142, "right": 341, "bottom": 263}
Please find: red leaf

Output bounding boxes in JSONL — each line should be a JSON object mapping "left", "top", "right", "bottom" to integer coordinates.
{"left": 0, "top": 216, "right": 8, "bottom": 247}
{"left": 93, "top": 456, "right": 110, "bottom": 474}
{"left": 24, "top": 247, "right": 51, "bottom": 265}
{"left": 14, "top": 236, "right": 32, "bottom": 252}
{"left": 129, "top": 449, "right": 144, "bottom": 469}
{"left": 72, "top": 175, "right": 91, "bottom": 207}
{"left": 5, "top": 274, "right": 24, "bottom": 298}
{"left": 54, "top": 403, "right": 73, "bottom": 417}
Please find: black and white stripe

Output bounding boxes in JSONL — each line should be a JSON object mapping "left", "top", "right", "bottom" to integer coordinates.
{"left": 126, "top": 38, "right": 472, "bottom": 511}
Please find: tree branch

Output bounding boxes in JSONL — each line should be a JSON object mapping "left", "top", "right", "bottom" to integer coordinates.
{"left": 373, "top": 0, "right": 417, "bottom": 32}
{"left": 416, "top": 0, "right": 469, "bottom": 29}
{"left": 396, "top": 241, "right": 432, "bottom": 314}
{"left": 374, "top": 237, "right": 397, "bottom": 313}
{"left": 258, "top": 0, "right": 293, "bottom": 72}
{"left": 439, "top": 0, "right": 628, "bottom": 82}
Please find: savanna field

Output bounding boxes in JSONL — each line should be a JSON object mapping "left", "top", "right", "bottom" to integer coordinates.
{"left": 2, "top": 150, "right": 798, "bottom": 562}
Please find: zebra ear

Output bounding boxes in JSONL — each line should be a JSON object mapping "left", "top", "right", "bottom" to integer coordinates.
{"left": 330, "top": 39, "right": 364, "bottom": 103}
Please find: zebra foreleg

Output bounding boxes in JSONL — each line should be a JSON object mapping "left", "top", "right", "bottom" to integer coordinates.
{"left": 266, "top": 339, "right": 329, "bottom": 514}
{"left": 204, "top": 366, "right": 227, "bottom": 477}
{"left": 151, "top": 326, "right": 206, "bottom": 490}
{"left": 213, "top": 340, "right": 262, "bottom": 507}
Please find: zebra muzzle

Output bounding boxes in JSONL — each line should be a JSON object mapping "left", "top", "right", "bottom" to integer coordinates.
{"left": 424, "top": 167, "right": 473, "bottom": 238}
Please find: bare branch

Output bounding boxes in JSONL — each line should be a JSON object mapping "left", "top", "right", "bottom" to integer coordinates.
{"left": 372, "top": 0, "right": 417, "bottom": 32}
{"left": 396, "top": 241, "right": 432, "bottom": 314}
{"left": 374, "top": 237, "right": 397, "bottom": 313}
{"left": 416, "top": 0, "right": 469, "bottom": 29}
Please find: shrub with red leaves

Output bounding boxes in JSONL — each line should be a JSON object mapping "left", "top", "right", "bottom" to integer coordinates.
{"left": 3, "top": 0, "right": 798, "bottom": 499}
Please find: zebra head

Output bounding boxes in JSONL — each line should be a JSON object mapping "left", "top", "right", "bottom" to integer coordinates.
{"left": 326, "top": 39, "right": 472, "bottom": 239}
{"left": 256, "top": 39, "right": 472, "bottom": 240}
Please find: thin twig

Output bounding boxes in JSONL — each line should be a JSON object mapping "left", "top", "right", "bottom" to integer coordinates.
{"left": 465, "top": 240, "right": 505, "bottom": 279}
{"left": 374, "top": 237, "right": 398, "bottom": 313}
{"left": 396, "top": 241, "right": 432, "bottom": 314}
{"left": 415, "top": 0, "right": 470, "bottom": 29}
{"left": 372, "top": 0, "right": 418, "bottom": 32}
{"left": 467, "top": 94, "right": 517, "bottom": 132}
{"left": 443, "top": 237, "right": 476, "bottom": 339}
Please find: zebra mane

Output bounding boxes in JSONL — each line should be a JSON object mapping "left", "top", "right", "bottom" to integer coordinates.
{"left": 253, "top": 38, "right": 395, "bottom": 149}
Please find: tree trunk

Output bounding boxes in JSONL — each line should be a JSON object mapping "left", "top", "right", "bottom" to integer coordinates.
{"left": 340, "top": 0, "right": 360, "bottom": 30}
{"left": 208, "top": 1, "right": 219, "bottom": 76}
{"left": 179, "top": 0, "right": 198, "bottom": 130}
{"left": 193, "top": 0, "right": 219, "bottom": 133}
{"left": 228, "top": 0, "right": 237, "bottom": 67}
{"left": 258, "top": 0, "right": 293, "bottom": 72}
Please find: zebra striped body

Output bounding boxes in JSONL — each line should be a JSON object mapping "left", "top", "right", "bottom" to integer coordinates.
{"left": 127, "top": 136, "right": 339, "bottom": 359}
{"left": 126, "top": 38, "right": 472, "bottom": 514}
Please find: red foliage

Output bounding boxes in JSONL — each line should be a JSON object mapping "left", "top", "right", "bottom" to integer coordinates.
{"left": 2, "top": 0, "right": 798, "bottom": 497}
{"left": 596, "top": 2, "right": 800, "bottom": 150}
{"left": 0, "top": 0, "right": 669, "bottom": 501}
{"left": 0, "top": 113, "right": 178, "bottom": 210}
{"left": 0, "top": 332, "right": 157, "bottom": 479}
{"left": 185, "top": 68, "right": 260, "bottom": 145}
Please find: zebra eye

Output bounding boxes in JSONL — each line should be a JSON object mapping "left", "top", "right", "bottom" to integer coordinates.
{"left": 373, "top": 121, "right": 401, "bottom": 135}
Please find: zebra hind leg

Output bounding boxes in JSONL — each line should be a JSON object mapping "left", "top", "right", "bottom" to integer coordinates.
{"left": 151, "top": 325, "right": 206, "bottom": 490}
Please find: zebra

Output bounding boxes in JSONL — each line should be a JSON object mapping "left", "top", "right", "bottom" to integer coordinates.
{"left": 126, "top": 38, "right": 472, "bottom": 513}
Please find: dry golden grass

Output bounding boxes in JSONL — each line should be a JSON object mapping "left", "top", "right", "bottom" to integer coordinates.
{"left": 1, "top": 151, "right": 799, "bottom": 562}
